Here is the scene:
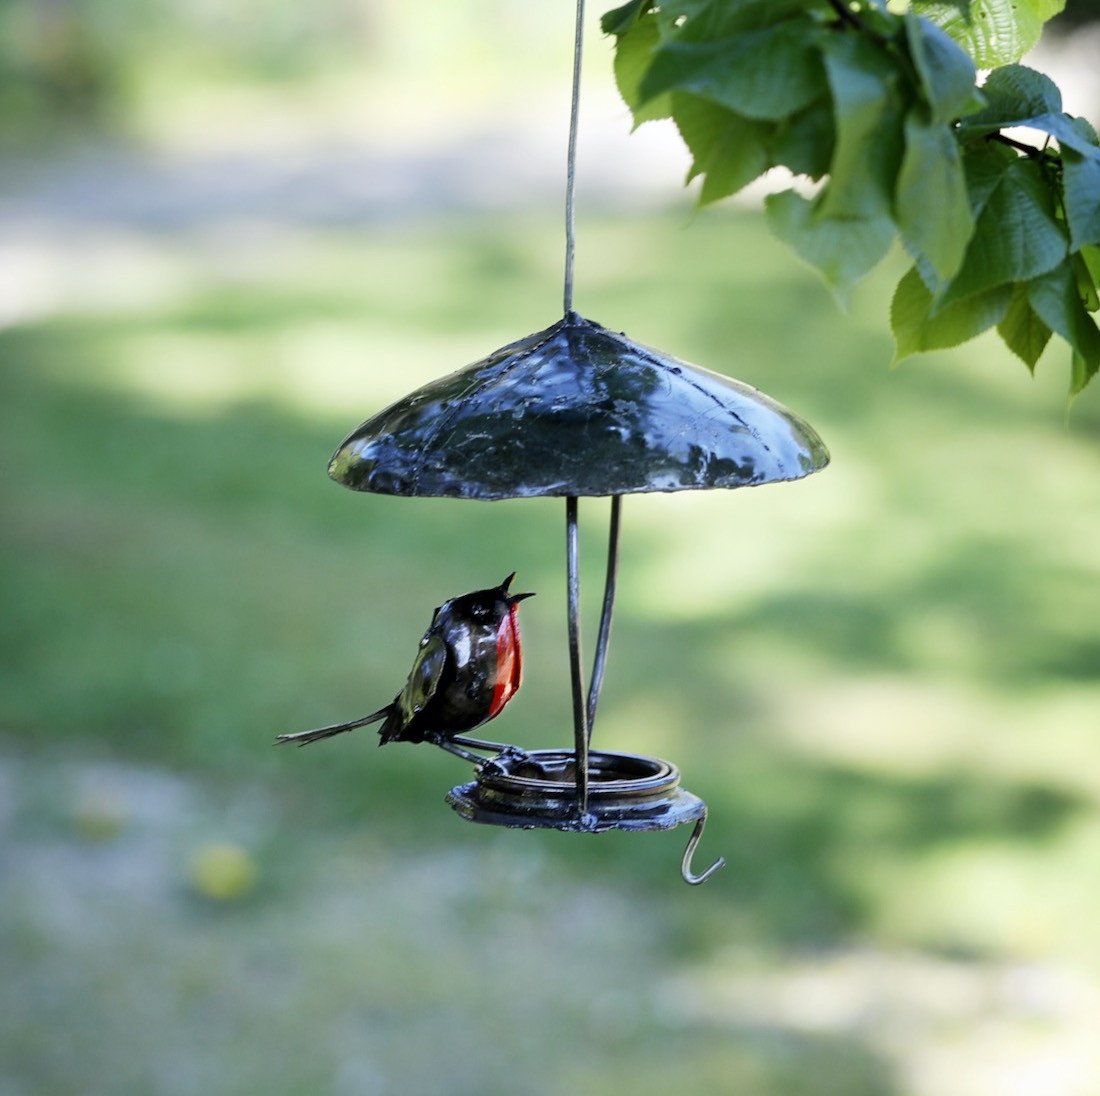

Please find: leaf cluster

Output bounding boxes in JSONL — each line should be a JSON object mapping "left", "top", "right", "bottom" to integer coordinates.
{"left": 602, "top": 0, "right": 1100, "bottom": 395}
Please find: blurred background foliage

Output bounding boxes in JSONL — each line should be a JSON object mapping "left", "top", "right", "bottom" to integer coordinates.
{"left": 3, "top": 3, "right": 1100, "bottom": 1096}
{"left": 0, "top": 0, "right": 1097, "bottom": 144}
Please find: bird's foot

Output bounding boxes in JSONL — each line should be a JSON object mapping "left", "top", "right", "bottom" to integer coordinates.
{"left": 477, "top": 744, "right": 531, "bottom": 776}
{"left": 433, "top": 736, "right": 528, "bottom": 769}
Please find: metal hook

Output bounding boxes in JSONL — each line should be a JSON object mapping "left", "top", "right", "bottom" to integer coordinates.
{"left": 681, "top": 812, "right": 726, "bottom": 885}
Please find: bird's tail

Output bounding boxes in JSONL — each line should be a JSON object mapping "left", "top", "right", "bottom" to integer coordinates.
{"left": 274, "top": 706, "right": 389, "bottom": 747}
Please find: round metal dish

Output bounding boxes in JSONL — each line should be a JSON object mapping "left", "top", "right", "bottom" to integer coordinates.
{"left": 446, "top": 748, "right": 708, "bottom": 834}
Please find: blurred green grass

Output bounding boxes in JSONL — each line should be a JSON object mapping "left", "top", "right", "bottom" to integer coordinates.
{"left": 4, "top": 206, "right": 1100, "bottom": 1094}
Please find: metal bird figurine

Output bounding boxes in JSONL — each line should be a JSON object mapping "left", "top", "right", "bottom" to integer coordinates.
{"left": 276, "top": 573, "right": 534, "bottom": 762}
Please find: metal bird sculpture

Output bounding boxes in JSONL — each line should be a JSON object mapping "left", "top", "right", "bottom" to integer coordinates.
{"left": 276, "top": 573, "right": 533, "bottom": 762}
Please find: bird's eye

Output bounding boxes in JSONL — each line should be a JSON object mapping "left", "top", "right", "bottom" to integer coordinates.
{"left": 470, "top": 603, "right": 490, "bottom": 620}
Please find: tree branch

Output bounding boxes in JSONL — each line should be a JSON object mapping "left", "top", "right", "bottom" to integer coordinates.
{"left": 827, "top": 0, "right": 862, "bottom": 32}
{"left": 826, "top": 0, "right": 890, "bottom": 46}
{"left": 988, "top": 131, "right": 1046, "bottom": 159}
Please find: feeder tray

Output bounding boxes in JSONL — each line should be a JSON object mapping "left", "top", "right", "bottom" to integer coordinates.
{"left": 447, "top": 749, "right": 705, "bottom": 833}
{"left": 448, "top": 748, "right": 719, "bottom": 886}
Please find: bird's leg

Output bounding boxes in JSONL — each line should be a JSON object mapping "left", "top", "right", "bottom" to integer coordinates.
{"left": 449, "top": 733, "right": 511, "bottom": 753}
{"left": 451, "top": 735, "right": 533, "bottom": 764}
{"left": 432, "top": 734, "right": 530, "bottom": 767}
{"left": 432, "top": 738, "right": 498, "bottom": 765}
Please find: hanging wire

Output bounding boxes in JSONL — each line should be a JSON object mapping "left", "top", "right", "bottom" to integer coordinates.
{"left": 563, "top": 0, "right": 585, "bottom": 316}
{"left": 562, "top": 0, "right": 589, "bottom": 821}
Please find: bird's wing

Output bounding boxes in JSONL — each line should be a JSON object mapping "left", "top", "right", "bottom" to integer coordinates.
{"left": 396, "top": 631, "right": 448, "bottom": 726}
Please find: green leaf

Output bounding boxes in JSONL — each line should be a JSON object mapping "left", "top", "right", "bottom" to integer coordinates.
{"left": 612, "top": 12, "right": 673, "bottom": 124}
{"left": 997, "top": 282, "right": 1052, "bottom": 370}
{"left": 640, "top": 21, "right": 828, "bottom": 121}
{"left": 959, "top": 138, "right": 1018, "bottom": 217}
{"left": 1070, "top": 353, "right": 1093, "bottom": 395}
{"left": 940, "top": 155, "right": 1066, "bottom": 305}
{"left": 1025, "top": 113, "right": 1095, "bottom": 155}
{"left": 765, "top": 188, "right": 895, "bottom": 303}
{"left": 896, "top": 108, "right": 973, "bottom": 286}
{"left": 820, "top": 33, "right": 908, "bottom": 220}
{"left": 1062, "top": 139, "right": 1100, "bottom": 251}
{"left": 672, "top": 94, "right": 771, "bottom": 203}
{"left": 769, "top": 97, "right": 835, "bottom": 181}
{"left": 955, "top": 64, "right": 1062, "bottom": 137}
{"left": 913, "top": 0, "right": 1066, "bottom": 68}
{"left": 979, "top": 62, "right": 1061, "bottom": 115}
{"left": 1073, "top": 116, "right": 1100, "bottom": 145}
{"left": 1027, "top": 259, "right": 1100, "bottom": 393}
{"left": 601, "top": 0, "right": 650, "bottom": 36}
{"left": 671, "top": 0, "right": 824, "bottom": 38}
{"left": 1071, "top": 250, "right": 1099, "bottom": 312}
{"left": 1081, "top": 244, "right": 1100, "bottom": 289}
{"left": 634, "top": 0, "right": 716, "bottom": 35}
{"left": 904, "top": 11, "right": 978, "bottom": 125}
{"left": 891, "top": 264, "right": 1012, "bottom": 363}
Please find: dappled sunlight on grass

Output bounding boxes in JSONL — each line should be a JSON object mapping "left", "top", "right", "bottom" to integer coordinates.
{"left": 108, "top": 321, "right": 505, "bottom": 420}
{"left": 877, "top": 822, "right": 1100, "bottom": 959}
{"left": 621, "top": 468, "right": 874, "bottom": 621}
{"left": 771, "top": 676, "right": 1100, "bottom": 791}
{"left": 669, "top": 946, "right": 1100, "bottom": 1096}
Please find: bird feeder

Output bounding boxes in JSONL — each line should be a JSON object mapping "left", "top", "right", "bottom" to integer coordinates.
{"left": 318, "top": 1, "right": 828, "bottom": 883}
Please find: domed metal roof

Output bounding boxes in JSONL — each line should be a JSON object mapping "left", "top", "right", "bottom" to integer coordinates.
{"left": 328, "top": 312, "right": 829, "bottom": 500}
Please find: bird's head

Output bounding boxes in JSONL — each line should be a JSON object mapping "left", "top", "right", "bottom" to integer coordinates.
{"left": 445, "top": 572, "right": 535, "bottom": 629}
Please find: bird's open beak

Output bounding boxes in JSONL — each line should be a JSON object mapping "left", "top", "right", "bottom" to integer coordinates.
{"left": 500, "top": 572, "right": 535, "bottom": 603}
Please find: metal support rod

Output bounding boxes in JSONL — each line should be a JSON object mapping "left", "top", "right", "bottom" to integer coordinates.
{"left": 586, "top": 494, "right": 621, "bottom": 736}
{"left": 565, "top": 496, "right": 589, "bottom": 816}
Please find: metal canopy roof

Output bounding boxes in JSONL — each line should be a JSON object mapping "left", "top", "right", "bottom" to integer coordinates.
{"left": 328, "top": 312, "right": 829, "bottom": 500}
